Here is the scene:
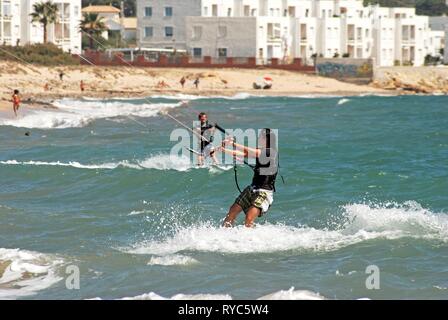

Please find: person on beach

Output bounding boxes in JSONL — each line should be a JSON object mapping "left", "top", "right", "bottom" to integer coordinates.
{"left": 59, "top": 71, "right": 64, "bottom": 81}
{"left": 194, "top": 77, "right": 200, "bottom": 89}
{"left": 12, "top": 89, "right": 21, "bottom": 117}
{"left": 80, "top": 80, "right": 85, "bottom": 92}
{"left": 220, "top": 129, "right": 278, "bottom": 228}
{"left": 196, "top": 112, "right": 219, "bottom": 166}
{"left": 180, "top": 76, "right": 186, "bottom": 89}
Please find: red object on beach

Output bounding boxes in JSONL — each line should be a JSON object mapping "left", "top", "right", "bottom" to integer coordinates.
{"left": 264, "top": 76, "right": 273, "bottom": 81}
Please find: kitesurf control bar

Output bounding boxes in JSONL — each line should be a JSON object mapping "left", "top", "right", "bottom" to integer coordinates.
{"left": 214, "top": 123, "right": 255, "bottom": 170}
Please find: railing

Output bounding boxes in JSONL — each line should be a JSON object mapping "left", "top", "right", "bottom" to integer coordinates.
{"left": 267, "top": 36, "right": 281, "bottom": 41}
{"left": 2, "top": 37, "right": 12, "bottom": 44}
{"left": 189, "top": 56, "right": 203, "bottom": 63}
{"left": 211, "top": 57, "right": 227, "bottom": 64}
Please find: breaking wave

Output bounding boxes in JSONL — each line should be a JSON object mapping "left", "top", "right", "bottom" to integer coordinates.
{"left": 147, "top": 254, "right": 199, "bottom": 266}
{"left": 337, "top": 98, "right": 351, "bottom": 105}
{"left": 0, "top": 98, "right": 181, "bottom": 129}
{"left": 0, "top": 248, "right": 63, "bottom": 299}
{"left": 127, "top": 201, "right": 448, "bottom": 255}
{"left": 91, "top": 287, "right": 325, "bottom": 300}
{"left": 0, "top": 154, "right": 232, "bottom": 172}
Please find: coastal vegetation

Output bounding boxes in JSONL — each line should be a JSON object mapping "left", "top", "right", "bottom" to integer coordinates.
{"left": 0, "top": 44, "right": 79, "bottom": 66}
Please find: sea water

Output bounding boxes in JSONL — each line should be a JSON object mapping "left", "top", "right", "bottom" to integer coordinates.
{"left": 0, "top": 94, "right": 447, "bottom": 300}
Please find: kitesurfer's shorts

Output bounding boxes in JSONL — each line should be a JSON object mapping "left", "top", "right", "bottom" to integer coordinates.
{"left": 235, "top": 186, "right": 274, "bottom": 217}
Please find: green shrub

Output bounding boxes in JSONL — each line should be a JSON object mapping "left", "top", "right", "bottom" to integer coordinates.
{"left": 0, "top": 43, "right": 79, "bottom": 66}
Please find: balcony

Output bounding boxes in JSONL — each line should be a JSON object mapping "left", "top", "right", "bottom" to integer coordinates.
{"left": 267, "top": 36, "right": 282, "bottom": 43}
{"left": 58, "top": 15, "right": 70, "bottom": 22}
{"left": 1, "top": 37, "right": 12, "bottom": 45}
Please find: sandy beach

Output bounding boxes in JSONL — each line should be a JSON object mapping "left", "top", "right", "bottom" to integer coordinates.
{"left": 0, "top": 61, "right": 388, "bottom": 114}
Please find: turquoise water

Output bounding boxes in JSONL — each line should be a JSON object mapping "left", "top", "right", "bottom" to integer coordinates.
{"left": 0, "top": 94, "right": 447, "bottom": 300}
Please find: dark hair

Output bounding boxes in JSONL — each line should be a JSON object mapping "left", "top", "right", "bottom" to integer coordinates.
{"left": 198, "top": 112, "right": 207, "bottom": 120}
{"left": 261, "top": 128, "right": 276, "bottom": 149}
{"left": 14, "top": 89, "right": 19, "bottom": 94}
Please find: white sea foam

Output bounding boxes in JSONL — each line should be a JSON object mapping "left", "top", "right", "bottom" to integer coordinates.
{"left": 0, "top": 159, "right": 134, "bottom": 170}
{"left": 147, "top": 254, "right": 199, "bottom": 266}
{"left": 128, "top": 202, "right": 448, "bottom": 255}
{"left": 0, "top": 154, "right": 231, "bottom": 173}
{"left": 137, "top": 154, "right": 192, "bottom": 171}
{"left": 337, "top": 98, "right": 351, "bottom": 105}
{"left": 0, "top": 98, "right": 181, "bottom": 129}
{"left": 119, "top": 292, "right": 233, "bottom": 300}
{"left": 257, "top": 287, "right": 325, "bottom": 300}
{"left": 91, "top": 287, "right": 325, "bottom": 300}
{"left": 0, "top": 248, "right": 63, "bottom": 299}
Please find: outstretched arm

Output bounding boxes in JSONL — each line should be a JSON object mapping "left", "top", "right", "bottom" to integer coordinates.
{"left": 221, "top": 138, "right": 260, "bottom": 158}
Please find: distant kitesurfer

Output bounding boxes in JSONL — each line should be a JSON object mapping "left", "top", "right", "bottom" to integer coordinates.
{"left": 221, "top": 129, "right": 278, "bottom": 228}
{"left": 180, "top": 76, "right": 186, "bottom": 89}
{"left": 194, "top": 77, "right": 200, "bottom": 89}
{"left": 12, "top": 89, "right": 21, "bottom": 117}
{"left": 196, "top": 112, "right": 219, "bottom": 166}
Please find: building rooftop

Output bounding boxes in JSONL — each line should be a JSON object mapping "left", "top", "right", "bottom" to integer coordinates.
{"left": 82, "top": 5, "right": 121, "bottom": 14}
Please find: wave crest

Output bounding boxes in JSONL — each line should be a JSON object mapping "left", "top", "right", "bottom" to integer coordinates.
{"left": 127, "top": 202, "right": 448, "bottom": 255}
{"left": 0, "top": 248, "right": 63, "bottom": 299}
{"left": 0, "top": 98, "right": 181, "bottom": 129}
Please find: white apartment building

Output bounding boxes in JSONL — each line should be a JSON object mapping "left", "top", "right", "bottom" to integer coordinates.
{"left": 137, "top": 0, "right": 442, "bottom": 66}
{"left": 22, "top": 0, "right": 82, "bottom": 54}
{"left": 428, "top": 16, "right": 448, "bottom": 62}
{"left": 0, "top": 0, "right": 81, "bottom": 54}
{"left": 0, "top": 0, "right": 21, "bottom": 46}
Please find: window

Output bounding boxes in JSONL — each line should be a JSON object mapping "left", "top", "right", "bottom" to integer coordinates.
{"left": 204, "top": 6, "right": 208, "bottom": 16}
{"left": 165, "top": 26, "right": 173, "bottom": 37}
{"left": 218, "top": 48, "right": 227, "bottom": 57}
{"left": 3, "top": 2, "right": 11, "bottom": 16}
{"left": 164, "top": 7, "right": 173, "bottom": 17}
{"left": 244, "top": 5, "right": 250, "bottom": 16}
{"left": 144, "top": 7, "right": 152, "bottom": 17}
{"left": 193, "top": 48, "right": 202, "bottom": 57}
{"left": 227, "top": 8, "right": 232, "bottom": 16}
{"left": 212, "top": 5, "right": 218, "bottom": 16}
{"left": 144, "top": 27, "right": 153, "bottom": 38}
{"left": 192, "top": 26, "right": 202, "bottom": 39}
{"left": 74, "top": 6, "right": 79, "bottom": 16}
{"left": 267, "top": 23, "right": 281, "bottom": 39}
{"left": 218, "top": 26, "right": 227, "bottom": 38}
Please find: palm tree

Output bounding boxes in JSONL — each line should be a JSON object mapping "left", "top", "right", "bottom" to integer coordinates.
{"left": 30, "top": 1, "right": 59, "bottom": 44}
{"left": 79, "top": 13, "right": 107, "bottom": 49}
